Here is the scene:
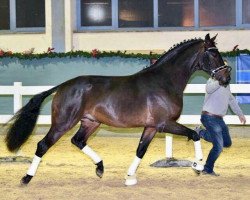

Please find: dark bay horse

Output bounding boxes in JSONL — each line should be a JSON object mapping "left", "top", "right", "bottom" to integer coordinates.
{"left": 5, "top": 34, "right": 231, "bottom": 186}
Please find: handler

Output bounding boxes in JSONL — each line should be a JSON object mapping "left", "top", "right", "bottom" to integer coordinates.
{"left": 193, "top": 66, "right": 246, "bottom": 176}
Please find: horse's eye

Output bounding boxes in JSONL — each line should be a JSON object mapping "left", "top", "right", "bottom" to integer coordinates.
{"left": 210, "top": 51, "right": 218, "bottom": 58}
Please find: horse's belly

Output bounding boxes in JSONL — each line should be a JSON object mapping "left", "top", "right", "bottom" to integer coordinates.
{"left": 95, "top": 111, "right": 150, "bottom": 128}
{"left": 83, "top": 92, "right": 182, "bottom": 128}
{"left": 84, "top": 104, "right": 151, "bottom": 128}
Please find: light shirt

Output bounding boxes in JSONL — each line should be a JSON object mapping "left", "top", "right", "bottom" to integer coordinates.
{"left": 202, "top": 78, "right": 243, "bottom": 117}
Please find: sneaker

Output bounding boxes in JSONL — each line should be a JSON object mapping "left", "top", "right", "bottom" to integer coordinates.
{"left": 201, "top": 170, "right": 220, "bottom": 176}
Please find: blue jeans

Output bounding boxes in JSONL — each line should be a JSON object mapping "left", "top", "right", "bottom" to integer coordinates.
{"left": 200, "top": 114, "right": 232, "bottom": 173}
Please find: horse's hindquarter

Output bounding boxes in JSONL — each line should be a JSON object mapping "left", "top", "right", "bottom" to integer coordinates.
{"left": 51, "top": 77, "right": 92, "bottom": 127}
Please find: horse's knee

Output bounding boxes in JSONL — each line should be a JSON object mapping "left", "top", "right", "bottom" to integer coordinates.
{"left": 71, "top": 136, "right": 85, "bottom": 150}
{"left": 136, "top": 128, "right": 156, "bottom": 159}
{"left": 136, "top": 151, "right": 144, "bottom": 159}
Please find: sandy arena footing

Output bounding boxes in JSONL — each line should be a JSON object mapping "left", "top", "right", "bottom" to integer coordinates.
{"left": 0, "top": 127, "right": 249, "bottom": 200}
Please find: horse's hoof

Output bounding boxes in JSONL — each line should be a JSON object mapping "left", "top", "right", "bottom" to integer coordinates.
{"left": 191, "top": 161, "right": 204, "bottom": 175}
{"left": 96, "top": 168, "right": 104, "bottom": 178}
{"left": 125, "top": 175, "right": 137, "bottom": 186}
{"left": 20, "top": 174, "right": 33, "bottom": 185}
{"left": 95, "top": 161, "right": 104, "bottom": 178}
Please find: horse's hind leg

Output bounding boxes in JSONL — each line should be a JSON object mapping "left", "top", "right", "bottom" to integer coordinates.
{"left": 125, "top": 127, "right": 157, "bottom": 186}
{"left": 21, "top": 123, "right": 78, "bottom": 185}
{"left": 71, "top": 118, "right": 103, "bottom": 178}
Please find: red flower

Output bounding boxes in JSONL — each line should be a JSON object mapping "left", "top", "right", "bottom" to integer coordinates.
{"left": 0, "top": 50, "right": 5, "bottom": 57}
{"left": 91, "top": 49, "right": 100, "bottom": 58}
{"left": 47, "top": 47, "right": 55, "bottom": 53}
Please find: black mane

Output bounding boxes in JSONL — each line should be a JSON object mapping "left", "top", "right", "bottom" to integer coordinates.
{"left": 140, "top": 38, "right": 204, "bottom": 72}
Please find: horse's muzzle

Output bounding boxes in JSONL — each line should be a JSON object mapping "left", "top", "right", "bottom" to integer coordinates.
{"left": 219, "top": 75, "right": 231, "bottom": 87}
{"left": 225, "top": 76, "right": 231, "bottom": 86}
{"left": 214, "top": 66, "right": 231, "bottom": 87}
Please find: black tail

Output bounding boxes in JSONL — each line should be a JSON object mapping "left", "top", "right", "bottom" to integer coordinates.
{"left": 5, "top": 85, "right": 59, "bottom": 152}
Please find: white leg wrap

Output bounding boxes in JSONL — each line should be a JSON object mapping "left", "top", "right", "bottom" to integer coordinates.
{"left": 127, "top": 156, "right": 141, "bottom": 176}
{"left": 27, "top": 155, "right": 41, "bottom": 176}
{"left": 82, "top": 145, "right": 102, "bottom": 164}
{"left": 194, "top": 140, "right": 203, "bottom": 161}
{"left": 165, "top": 135, "right": 173, "bottom": 159}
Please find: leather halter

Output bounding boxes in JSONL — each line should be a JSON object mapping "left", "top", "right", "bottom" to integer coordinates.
{"left": 205, "top": 47, "right": 232, "bottom": 77}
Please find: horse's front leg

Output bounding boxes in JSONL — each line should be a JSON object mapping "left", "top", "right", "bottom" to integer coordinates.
{"left": 158, "top": 120, "right": 203, "bottom": 161}
{"left": 125, "top": 127, "right": 157, "bottom": 186}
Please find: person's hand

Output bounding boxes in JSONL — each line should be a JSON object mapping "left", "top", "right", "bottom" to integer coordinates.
{"left": 239, "top": 115, "right": 246, "bottom": 125}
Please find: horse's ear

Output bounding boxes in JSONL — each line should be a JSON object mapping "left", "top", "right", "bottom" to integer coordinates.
{"left": 205, "top": 34, "right": 210, "bottom": 42}
{"left": 211, "top": 33, "right": 218, "bottom": 42}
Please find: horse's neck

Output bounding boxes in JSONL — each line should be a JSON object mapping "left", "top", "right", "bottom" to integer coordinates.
{"left": 170, "top": 65, "right": 193, "bottom": 92}
{"left": 162, "top": 52, "right": 199, "bottom": 93}
{"left": 139, "top": 41, "right": 202, "bottom": 93}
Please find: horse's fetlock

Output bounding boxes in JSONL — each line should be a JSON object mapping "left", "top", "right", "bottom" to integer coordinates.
{"left": 36, "top": 140, "right": 48, "bottom": 157}
{"left": 188, "top": 131, "right": 200, "bottom": 142}
{"left": 192, "top": 131, "right": 200, "bottom": 141}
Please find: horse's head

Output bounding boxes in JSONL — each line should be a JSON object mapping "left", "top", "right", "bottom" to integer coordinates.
{"left": 200, "top": 34, "right": 231, "bottom": 87}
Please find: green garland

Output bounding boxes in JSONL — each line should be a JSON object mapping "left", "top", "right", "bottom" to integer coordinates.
{"left": 0, "top": 49, "right": 250, "bottom": 60}
{"left": 220, "top": 49, "right": 250, "bottom": 57}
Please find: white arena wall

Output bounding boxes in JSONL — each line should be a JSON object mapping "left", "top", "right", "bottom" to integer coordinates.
{"left": 0, "top": 34, "right": 51, "bottom": 53}
{"left": 1, "top": 30, "right": 249, "bottom": 53}
{"left": 72, "top": 30, "right": 250, "bottom": 52}
{"left": 0, "top": 0, "right": 249, "bottom": 53}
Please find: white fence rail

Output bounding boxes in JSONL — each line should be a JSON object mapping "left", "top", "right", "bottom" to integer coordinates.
{"left": 1, "top": 82, "right": 250, "bottom": 124}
